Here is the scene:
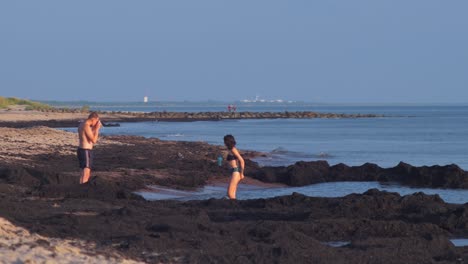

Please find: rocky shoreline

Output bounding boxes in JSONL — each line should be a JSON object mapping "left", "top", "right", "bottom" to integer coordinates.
{"left": 0, "top": 123, "right": 467, "bottom": 263}
{"left": 0, "top": 110, "right": 383, "bottom": 128}
{"left": 250, "top": 160, "right": 468, "bottom": 189}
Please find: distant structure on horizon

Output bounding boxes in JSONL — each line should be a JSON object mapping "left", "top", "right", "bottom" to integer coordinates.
{"left": 143, "top": 96, "right": 148, "bottom": 103}
{"left": 241, "top": 95, "right": 293, "bottom": 103}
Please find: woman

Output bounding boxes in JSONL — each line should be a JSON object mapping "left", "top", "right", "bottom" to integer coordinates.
{"left": 224, "top": 134, "right": 245, "bottom": 199}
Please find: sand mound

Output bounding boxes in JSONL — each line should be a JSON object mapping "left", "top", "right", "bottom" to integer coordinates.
{"left": 0, "top": 217, "right": 142, "bottom": 264}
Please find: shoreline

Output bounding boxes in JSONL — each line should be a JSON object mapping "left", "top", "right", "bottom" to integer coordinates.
{"left": 1, "top": 118, "right": 468, "bottom": 262}
{"left": 0, "top": 109, "right": 384, "bottom": 128}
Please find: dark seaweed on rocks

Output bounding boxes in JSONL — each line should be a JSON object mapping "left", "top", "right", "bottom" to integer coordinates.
{"left": 250, "top": 160, "right": 468, "bottom": 189}
{"left": 1, "top": 126, "right": 468, "bottom": 263}
{"left": 1, "top": 166, "right": 467, "bottom": 264}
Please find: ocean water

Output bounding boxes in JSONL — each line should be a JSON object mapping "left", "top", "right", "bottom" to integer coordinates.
{"left": 76, "top": 105, "right": 468, "bottom": 169}
{"left": 61, "top": 104, "right": 468, "bottom": 201}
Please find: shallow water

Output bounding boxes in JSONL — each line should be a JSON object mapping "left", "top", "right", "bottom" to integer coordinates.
{"left": 322, "top": 241, "right": 350, "bottom": 248}
{"left": 318, "top": 240, "right": 468, "bottom": 247}
{"left": 451, "top": 239, "right": 468, "bottom": 247}
{"left": 137, "top": 181, "right": 468, "bottom": 204}
{"left": 61, "top": 105, "right": 468, "bottom": 203}
{"left": 62, "top": 105, "right": 468, "bottom": 168}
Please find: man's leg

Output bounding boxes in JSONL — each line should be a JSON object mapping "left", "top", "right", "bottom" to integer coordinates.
{"left": 79, "top": 169, "right": 84, "bottom": 184}
{"left": 80, "top": 168, "right": 91, "bottom": 184}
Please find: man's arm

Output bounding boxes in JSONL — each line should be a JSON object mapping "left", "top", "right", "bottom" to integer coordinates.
{"left": 84, "top": 123, "right": 100, "bottom": 144}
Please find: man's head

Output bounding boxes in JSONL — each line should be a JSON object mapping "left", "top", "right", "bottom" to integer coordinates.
{"left": 87, "top": 112, "right": 100, "bottom": 126}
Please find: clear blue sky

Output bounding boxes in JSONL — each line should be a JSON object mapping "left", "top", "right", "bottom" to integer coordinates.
{"left": 0, "top": 1, "right": 467, "bottom": 103}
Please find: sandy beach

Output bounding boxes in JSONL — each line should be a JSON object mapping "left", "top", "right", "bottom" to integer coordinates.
{"left": 0, "top": 217, "right": 142, "bottom": 264}
{"left": 0, "top": 112, "right": 468, "bottom": 263}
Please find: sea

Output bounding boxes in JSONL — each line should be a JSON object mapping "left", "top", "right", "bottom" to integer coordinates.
{"left": 58, "top": 102, "right": 468, "bottom": 204}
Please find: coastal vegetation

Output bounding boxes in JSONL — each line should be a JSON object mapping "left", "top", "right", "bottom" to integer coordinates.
{"left": 80, "top": 105, "right": 90, "bottom": 113}
{"left": 0, "top": 96, "right": 53, "bottom": 111}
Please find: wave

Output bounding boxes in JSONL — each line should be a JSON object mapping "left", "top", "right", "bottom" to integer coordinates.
{"left": 270, "top": 147, "right": 334, "bottom": 159}
{"left": 316, "top": 152, "right": 333, "bottom": 158}
{"left": 162, "top": 133, "right": 185, "bottom": 138}
{"left": 271, "top": 147, "right": 290, "bottom": 154}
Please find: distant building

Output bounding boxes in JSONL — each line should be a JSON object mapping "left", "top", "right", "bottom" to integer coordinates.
{"left": 241, "top": 96, "right": 293, "bottom": 103}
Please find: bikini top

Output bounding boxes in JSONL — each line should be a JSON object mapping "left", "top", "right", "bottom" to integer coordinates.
{"left": 226, "top": 153, "right": 237, "bottom": 161}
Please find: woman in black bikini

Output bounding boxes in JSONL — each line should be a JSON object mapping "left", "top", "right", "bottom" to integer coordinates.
{"left": 224, "top": 134, "right": 245, "bottom": 199}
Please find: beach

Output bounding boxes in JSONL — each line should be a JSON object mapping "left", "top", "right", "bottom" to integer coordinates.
{"left": 1, "top": 111, "right": 468, "bottom": 263}
{"left": 3, "top": 0, "right": 468, "bottom": 261}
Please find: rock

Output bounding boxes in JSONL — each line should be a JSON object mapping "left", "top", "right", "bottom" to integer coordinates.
{"left": 287, "top": 160, "right": 330, "bottom": 186}
{"left": 250, "top": 160, "right": 468, "bottom": 189}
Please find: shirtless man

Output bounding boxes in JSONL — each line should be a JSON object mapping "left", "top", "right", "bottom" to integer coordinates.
{"left": 77, "top": 112, "right": 102, "bottom": 184}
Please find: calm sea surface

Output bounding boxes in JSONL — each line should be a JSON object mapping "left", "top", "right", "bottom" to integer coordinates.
{"left": 60, "top": 103, "right": 468, "bottom": 203}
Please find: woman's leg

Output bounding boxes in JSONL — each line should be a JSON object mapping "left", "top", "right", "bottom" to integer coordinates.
{"left": 227, "top": 172, "right": 241, "bottom": 199}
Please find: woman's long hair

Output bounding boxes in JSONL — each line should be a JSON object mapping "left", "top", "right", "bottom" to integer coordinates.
{"left": 224, "top": 134, "right": 236, "bottom": 150}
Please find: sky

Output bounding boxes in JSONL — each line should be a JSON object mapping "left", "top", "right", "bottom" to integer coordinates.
{"left": 0, "top": 1, "right": 467, "bottom": 103}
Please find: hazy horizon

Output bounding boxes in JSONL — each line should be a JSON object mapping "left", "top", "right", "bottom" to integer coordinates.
{"left": 1, "top": 1, "right": 467, "bottom": 103}
{"left": 37, "top": 99, "right": 468, "bottom": 107}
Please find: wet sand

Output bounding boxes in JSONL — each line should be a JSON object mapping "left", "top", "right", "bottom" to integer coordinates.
{"left": 0, "top": 117, "right": 468, "bottom": 263}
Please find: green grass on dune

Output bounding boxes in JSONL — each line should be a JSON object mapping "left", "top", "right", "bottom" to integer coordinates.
{"left": 0, "top": 96, "right": 53, "bottom": 111}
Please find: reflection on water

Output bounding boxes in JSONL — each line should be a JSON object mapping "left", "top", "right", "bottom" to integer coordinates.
{"left": 451, "top": 239, "right": 468, "bottom": 247}
{"left": 322, "top": 241, "right": 350, "bottom": 248}
{"left": 138, "top": 181, "right": 468, "bottom": 204}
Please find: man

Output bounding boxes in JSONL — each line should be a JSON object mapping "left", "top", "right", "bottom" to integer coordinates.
{"left": 77, "top": 112, "right": 102, "bottom": 184}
